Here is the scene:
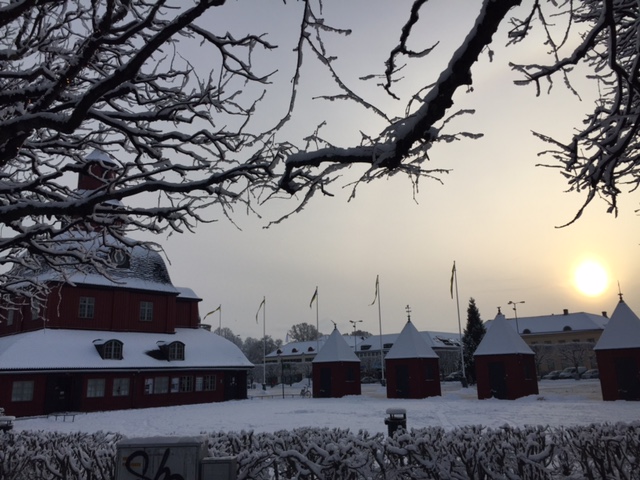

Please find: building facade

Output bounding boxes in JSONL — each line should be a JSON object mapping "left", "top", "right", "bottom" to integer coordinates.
{"left": 0, "top": 151, "right": 253, "bottom": 417}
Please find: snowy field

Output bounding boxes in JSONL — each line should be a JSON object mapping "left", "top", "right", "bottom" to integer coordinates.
{"left": 13, "top": 379, "right": 638, "bottom": 438}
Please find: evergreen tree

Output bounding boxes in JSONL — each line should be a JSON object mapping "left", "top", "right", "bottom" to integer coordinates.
{"left": 462, "top": 298, "right": 486, "bottom": 384}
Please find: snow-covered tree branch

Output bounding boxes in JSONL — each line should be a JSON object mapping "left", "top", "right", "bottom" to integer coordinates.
{"left": 2, "top": 0, "right": 639, "bottom": 299}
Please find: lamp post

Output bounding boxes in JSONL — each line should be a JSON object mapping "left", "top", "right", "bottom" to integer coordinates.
{"left": 277, "top": 349, "right": 284, "bottom": 399}
{"left": 507, "top": 300, "right": 525, "bottom": 334}
{"left": 349, "top": 320, "right": 363, "bottom": 351}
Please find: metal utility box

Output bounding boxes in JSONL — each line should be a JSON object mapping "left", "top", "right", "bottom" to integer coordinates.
{"left": 115, "top": 436, "right": 208, "bottom": 480}
{"left": 201, "top": 456, "right": 237, "bottom": 480}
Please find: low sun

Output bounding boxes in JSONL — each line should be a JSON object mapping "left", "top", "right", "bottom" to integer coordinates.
{"left": 574, "top": 260, "right": 609, "bottom": 297}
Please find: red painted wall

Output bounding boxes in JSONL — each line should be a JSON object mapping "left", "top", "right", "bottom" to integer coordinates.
{"left": 1, "top": 369, "right": 248, "bottom": 418}
{"left": 312, "top": 361, "right": 361, "bottom": 398}
{"left": 385, "top": 357, "right": 441, "bottom": 399}
{"left": 596, "top": 348, "right": 640, "bottom": 401}
{"left": 475, "top": 354, "right": 538, "bottom": 400}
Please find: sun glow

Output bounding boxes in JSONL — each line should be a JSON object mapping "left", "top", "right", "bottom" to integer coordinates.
{"left": 574, "top": 260, "right": 609, "bottom": 297}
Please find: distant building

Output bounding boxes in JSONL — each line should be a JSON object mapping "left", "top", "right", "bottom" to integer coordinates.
{"left": 0, "top": 151, "right": 253, "bottom": 417}
{"left": 493, "top": 309, "right": 608, "bottom": 375}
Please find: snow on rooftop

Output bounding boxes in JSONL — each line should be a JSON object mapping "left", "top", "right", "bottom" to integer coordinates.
{"left": 385, "top": 320, "right": 439, "bottom": 359}
{"left": 474, "top": 313, "right": 534, "bottom": 356}
{"left": 499, "top": 311, "right": 608, "bottom": 335}
{"left": 0, "top": 328, "right": 253, "bottom": 370}
{"left": 594, "top": 300, "right": 640, "bottom": 350}
{"left": 85, "top": 148, "right": 117, "bottom": 165}
{"left": 312, "top": 327, "right": 359, "bottom": 363}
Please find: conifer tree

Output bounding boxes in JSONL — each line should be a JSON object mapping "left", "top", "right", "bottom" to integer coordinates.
{"left": 462, "top": 298, "right": 486, "bottom": 384}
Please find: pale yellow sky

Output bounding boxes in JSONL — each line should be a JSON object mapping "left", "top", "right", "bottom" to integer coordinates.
{"left": 156, "top": 0, "right": 639, "bottom": 341}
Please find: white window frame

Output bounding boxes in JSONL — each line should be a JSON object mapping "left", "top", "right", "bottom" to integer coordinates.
{"left": 203, "top": 375, "right": 216, "bottom": 391}
{"left": 86, "top": 378, "right": 106, "bottom": 398}
{"left": 112, "top": 378, "right": 130, "bottom": 397}
{"left": 179, "top": 375, "right": 193, "bottom": 392}
{"left": 103, "top": 340, "right": 123, "bottom": 360}
{"left": 168, "top": 342, "right": 185, "bottom": 361}
{"left": 79, "top": 297, "right": 95, "bottom": 319}
{"left": 139, "top": 301, "right": 153, "bottom": 322}
{"left": 6, "top": 309, "right": 15, "bottom": 326}
{"left": 11, "top": 380, "right": 34, "bottom": 402}
{"left": 154, "top": 376, "right": 169, "bottom": 394}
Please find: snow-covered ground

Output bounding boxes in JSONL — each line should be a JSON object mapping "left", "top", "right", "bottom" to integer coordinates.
{"left": 13, "top": 379, "right": 636, "bottom": 438}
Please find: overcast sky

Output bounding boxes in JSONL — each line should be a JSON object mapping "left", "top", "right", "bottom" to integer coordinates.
{"left": 151, "top": 1, "right": 640, "bottom": 342}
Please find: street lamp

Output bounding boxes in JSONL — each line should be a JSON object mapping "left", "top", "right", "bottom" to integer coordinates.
{"left": 508, "top": 300, "right": 525, "bottom": 334}
{"left": 349, "top": 320, "right": 363, "bottom": 351}
{"left": 276, "top": 349, "right": 285, "bottom": 399}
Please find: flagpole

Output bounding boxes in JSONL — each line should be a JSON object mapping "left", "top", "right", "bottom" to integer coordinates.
{"left": 376, "top": 276, "right": 385, "bottom": 382}
{"left": 218, "top": 305, "right": 222, "bottom": 332}
{"left": 262, "top": 297, "right": 266, "bottom": 385}
{"left": 452, "top": 262, "right": 466, "bottom": 383}
{"left": 315, "top": 289, "right": 319, "bottom": 353}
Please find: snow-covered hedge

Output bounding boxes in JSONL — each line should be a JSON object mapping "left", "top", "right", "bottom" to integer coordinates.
{"left": 0, "top": 431, "right": 122, "bottom": 480}
{"left": 2, "top": 423, "right": 639, "bottom": 479}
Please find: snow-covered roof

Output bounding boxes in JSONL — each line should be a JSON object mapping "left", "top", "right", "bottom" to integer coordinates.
{"left": 85, "top": 148, "right": 117, "bottom": 166}
{"left": 312, "top": 328, "right": 359, "bottom": 364}
{"left": 0, "top": 328, "right": 253, "bottom": 371}
{"left": 492, "top": 311, "right": 608, "bottom": 335}
{"left": 20, "top": 232, "right": 179, "bottom": 294}
{"left": 474, "top": 313, "right": 534, "bottom": 356}
{"left": 594, "top": 300, "right": 640, "bottom": 351}
{"left": 176, "top": 287, "right": 201, "bottom": 300}
{"left": 385, "top": 320, "right": 439, "bottom": 359}
{"left": 265, "top": 337, "right": 326, "bottom": 358}
{"left": 358, "top": 331, "right": 461, "bottom": 351}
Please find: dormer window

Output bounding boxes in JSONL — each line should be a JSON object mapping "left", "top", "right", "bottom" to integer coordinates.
{"left": 93, "top": 339, "right": 123, "bottom": 360}
{"left": 154, "top": 341, "right": 185, "bottom": 361}
{"left": 563, "top": 326, "right": 572, "bottom": 332}
{"left": 168, "top": 341, "right": 185, "bottom": 361}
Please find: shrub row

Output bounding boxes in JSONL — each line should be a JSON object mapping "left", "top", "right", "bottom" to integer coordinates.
{"left": 1, "top": 423, "right": 639, "bottom": 479}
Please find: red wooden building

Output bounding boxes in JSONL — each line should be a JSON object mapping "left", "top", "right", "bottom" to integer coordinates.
{"left": 385, "top": 319, "right": 441, "bottom": 399}
{"left": 474, "top": 311, "right": 538, "bottom": 400}
{"left": 594, "top": 297, "right": 640, "bottom": 401}
{"left": 0, "top": 151, "right": 253, "bottom": 417}
{"left": 312, "top": 327, "right": 361, "bottom": 398}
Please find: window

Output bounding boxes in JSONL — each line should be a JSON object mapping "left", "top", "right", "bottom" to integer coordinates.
{"left": 139, "top": 301, "right": 153, "bottom": 322}
{"left": 113, "top": 378, "right": 130, "bottom": 396}
{"left": 87, "top": 379, "right": 106, "bottom": 398}
{"left": 11, "top": 380, "right": 34, "bottom": 402}
{"left": 168, "top": 342, "right": 185, "bottom": 361}
{"left": 6, "top": 309, "right": 15, "bottom": 326}
{"left": 31, "top": 299, "right": 41, "bottom": 321}
{"left": 154, "top": 376, "right": 169, "bottom": 394}
{"left": 203, "top": 375, "right": 216, "bottom": 391}
{"left": 79, "top": 297, "right": 95, "bottom": 319}
{"left": 103, "top": 340, "right": 123, "bottom": 360}
{"left": 144, "top": 378, "right": 153, "bottom": 395}
{"left": 179, "top": 376, "right": 193, "bottom": 392}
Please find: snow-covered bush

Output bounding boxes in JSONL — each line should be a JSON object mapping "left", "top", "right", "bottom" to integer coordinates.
{"left": 3, "top": 423, "right": 640, "bottom": 479}
{"left": 0, "top": 431, "right": 122, "bottom": 480}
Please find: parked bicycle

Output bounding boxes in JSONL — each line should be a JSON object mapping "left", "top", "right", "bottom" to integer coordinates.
{"left": 300, "top": 386, "right": 311, "bottom": 398}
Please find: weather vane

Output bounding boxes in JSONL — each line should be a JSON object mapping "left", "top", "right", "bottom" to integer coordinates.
{"left": 405, "top": 304, "right": 411, "bottom": 321}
